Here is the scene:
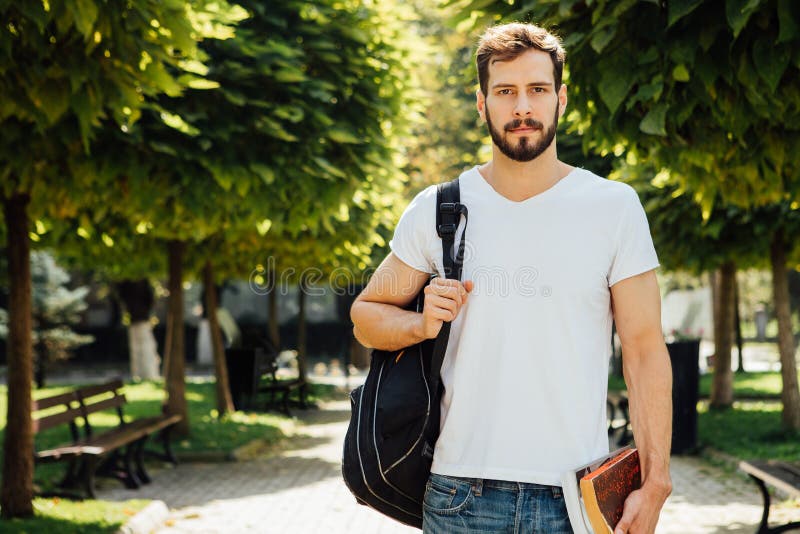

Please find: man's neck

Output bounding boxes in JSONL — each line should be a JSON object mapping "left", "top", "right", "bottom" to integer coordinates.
{"left": 479, "top": 144, "right": 574, "bottom": 202}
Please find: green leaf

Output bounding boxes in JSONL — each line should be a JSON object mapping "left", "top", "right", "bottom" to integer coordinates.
{"left": 186, "top": 78, "right": 220, "bottom": 90}
{"left": 327, "top": 128, "right": 362, "bottom": 144}
{"left": 725, "top": 0, "right": 761, "bottom": 38}
{"left": 598, "top": 69, "right": 634, "bottom": 115}
{"left": 668, "top": 0, "right": 703, "bottom": 27}
{"left": 673, "top": 64, "right": 691, "bottom": 82}
{"left": 637, "top": 47, "right": 659, "bottom": 65}
{"left": 753, "top": 41, "right": 791, "bottom": 93}
{"left": 66, "top": 0, "right": 99, "bottom": 39}
{"left": 639, "top": 104, "right": 668, "bottom": 136}
{"left": 590, "top": 25, "right": 616, "bottom": 53}
{"left": 630, "top": 80, "right": 663, "bottom": 105}
{"left": 30, "top": 80, "right": 70, "bottom": 124}
{"left": 249, "top": 163, "right": 275, "bottom": 185}
{"left": 777, "top": 0, "right": 800, "bottom": 44}
{"left": 273, "top": 68, "right": 307, "bottom": 83}
{"left": 160, "top": 111, "right": 200, "bottom": 136}
{"left": 17, "top": 1, "right": 49, "bottom": 33}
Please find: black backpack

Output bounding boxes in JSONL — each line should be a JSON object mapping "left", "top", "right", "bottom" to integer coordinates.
{"left": 342, "top": 178, "right": 468, "bottom": 529}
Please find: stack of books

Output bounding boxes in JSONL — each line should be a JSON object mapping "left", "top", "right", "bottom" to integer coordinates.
{"left": 560, "top": 447, "right": 642, "bottom": 533}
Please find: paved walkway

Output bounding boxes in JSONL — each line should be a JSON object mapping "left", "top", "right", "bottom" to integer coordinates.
{"left": 97, "top": 398, "right": 800, "bottom": 534}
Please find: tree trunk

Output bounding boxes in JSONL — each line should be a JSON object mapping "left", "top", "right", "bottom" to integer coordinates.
{"left": 268, "top": 268, "right": 279, "bottom": 351}
{"left": 162, "top": 298, "right": 173, "bottom": 383}
{"left": 1, "top": 193, "right": 34, "bottom": 518}
{"left": 297, "top": 275, "right": 308, "bottom": 384}
{"left": 165, "top": 240, "right": 189, "bottom": 436}
{"left": 204, "top": 261, "right": 234, "bottom": 417}
{"left": 710, "top": 261, "right": 736, "bottom": 409}
{"left": 117, "top": 280, "right": 160, "bottom": 380}
{"left": 734, "top": 274, "right": 745, "bottom": 374}
{"left": 770, "top": 230, "right": 800, "bottom": 431}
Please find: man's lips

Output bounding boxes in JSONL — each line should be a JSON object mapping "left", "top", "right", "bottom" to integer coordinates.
{"left": 508, "top": 127, "right": 539, "bottom": 133}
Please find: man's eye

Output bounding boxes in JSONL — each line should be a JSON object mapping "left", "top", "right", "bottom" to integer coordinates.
{"left": 531, "top": 87, "right": 545, "bottom": 93}
{"left": 498, "top": 89, "right": 512, "bottom": 95}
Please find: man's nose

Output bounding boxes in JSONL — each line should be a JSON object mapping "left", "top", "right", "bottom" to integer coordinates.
{"left": 514, "top": 95, "right": 533, "bottom": 117}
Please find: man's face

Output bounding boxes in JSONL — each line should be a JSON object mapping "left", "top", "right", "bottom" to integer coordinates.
{"left": 478, "top": 49, "right": 566, "bottom": 162}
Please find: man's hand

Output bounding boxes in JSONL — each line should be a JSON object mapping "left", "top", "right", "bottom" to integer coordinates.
{"left": 614, "top": 481, "right": 671, "bottom": 534}
{"left": 419, "top": 278, "right": 474, "bottom": 338}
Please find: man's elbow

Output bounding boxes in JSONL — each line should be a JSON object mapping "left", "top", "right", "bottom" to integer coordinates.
{"left": 350, "top": 300, "right": 373, "bottom": 349}
{"left": 353, "top": 325, "right": 373, "bottom": 349}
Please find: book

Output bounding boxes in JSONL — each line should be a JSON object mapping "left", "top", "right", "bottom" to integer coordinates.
{"left": 580, "top": 448, "right": 641, "bottom": 533}
{"left": 560, "top": 447, "right": 640, "bottom": 534}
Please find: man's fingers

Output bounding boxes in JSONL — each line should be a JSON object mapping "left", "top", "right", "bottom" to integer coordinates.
{"left": 429, "top": 307, "right": 456, "bottom": 322}
{"left": 464, "top": 280, "right": 474, "bottom": 293}
{"left": 427, "top": 295, "right": 458, "bottom": 315}
{"left": 614, "top": 495, "right": 638, "bottom": 534}
{"left": 426, "top": 284, "right": 463, "bottom": 304}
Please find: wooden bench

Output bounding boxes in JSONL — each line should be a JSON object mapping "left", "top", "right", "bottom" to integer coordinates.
{"left": 739, "top": 460, "right": 800, "bottom": 534}
{"left": 257, "top": 350, "right": 308, "bottom": 415}
{"left": 33, "top": 379, "right": 182, "bottom": 498}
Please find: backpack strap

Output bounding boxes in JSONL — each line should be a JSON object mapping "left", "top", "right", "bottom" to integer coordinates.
{"left": 429, "top": 178, "right": 468, "bottom": 403}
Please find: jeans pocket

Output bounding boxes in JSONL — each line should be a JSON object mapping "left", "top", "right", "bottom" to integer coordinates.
{"left": 423, "top": 474, "right": 472, "bottom": 514}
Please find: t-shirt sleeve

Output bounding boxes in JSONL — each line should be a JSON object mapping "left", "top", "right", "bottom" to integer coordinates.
{"left": 607, "top": 187, "right": 660, "bottom": 287}
{"left": 388, "top": 185, "right": 437, "bottom": 274}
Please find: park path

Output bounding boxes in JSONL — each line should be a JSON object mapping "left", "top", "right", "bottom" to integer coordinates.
{"left": 98, "top": 396, "right": 800, "bottom": 534}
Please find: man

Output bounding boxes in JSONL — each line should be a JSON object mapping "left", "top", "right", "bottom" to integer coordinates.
{"left": 350, "top": 22, "right": 672, "bottom": 534}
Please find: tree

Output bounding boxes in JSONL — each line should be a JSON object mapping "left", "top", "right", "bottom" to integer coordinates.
{"left": 0, "top": 0, "right": 228, "bottom": 517}
{"left": 64, "top": 0, "right": 419, "bottom": 425}
{"left": 452, "top": 0, "right": 800, "bottom": 430}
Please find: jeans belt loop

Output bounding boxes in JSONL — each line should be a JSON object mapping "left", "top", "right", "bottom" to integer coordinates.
{"left": 472, "top": 478, "right": 483, "bottom": 496}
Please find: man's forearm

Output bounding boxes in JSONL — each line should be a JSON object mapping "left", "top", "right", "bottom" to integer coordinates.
{"left": 351, "top": 300, "right": 426, "bottom": 351}
{"left": 623, "top": 341, "right": 673, "bottom": 495}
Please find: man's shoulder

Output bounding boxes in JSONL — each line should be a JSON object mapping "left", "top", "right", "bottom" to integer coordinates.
{"left": 569, "top": 168, "right": 640, "bottom": 203}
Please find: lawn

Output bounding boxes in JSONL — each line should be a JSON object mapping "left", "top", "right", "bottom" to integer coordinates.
{"left": 608, "top": 370, "right": 800, "bottom": 461}
{"left": 0, "top": 498, "right": 150, "bottom": 534}
{"left": 608, "top": 370, "right": 795, "bottom": 399}
{"left": 697, "top": 400, "right": 800, "bottom": 462}
{"left": 0, "top": 376, "right": 342, "bottom": 532}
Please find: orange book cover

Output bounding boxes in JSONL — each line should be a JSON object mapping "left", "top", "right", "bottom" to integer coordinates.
{"left": 579, "top": 448, "right": 641, "bottom": 533}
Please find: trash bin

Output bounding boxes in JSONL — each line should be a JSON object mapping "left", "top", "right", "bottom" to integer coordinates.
{"left": 225, "top": 347, "right": 270, "bottom": 411}
{"left": 667, "top": 340, "right": 700, "bottom": 454}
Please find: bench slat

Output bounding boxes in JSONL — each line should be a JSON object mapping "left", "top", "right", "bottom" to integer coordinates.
{"left": 740, "top": 460, "right": 800, "bottom": 498}
{"left": 36, "top": 445, "right": 104, "bottom": 461}
{"left": 75, "top": 379, "right": 124, "bottom": 400}
{"left": 34, "top": 406, "right": 84, "bottom": 433}
{"left": 33, "top": 391, "right": 77, "bottom": 411}
{"left": 81, "top": 394, "right": 127, "bottom": 415}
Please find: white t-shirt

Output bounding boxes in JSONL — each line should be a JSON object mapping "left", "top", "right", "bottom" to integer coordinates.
{"left": 388, "top": 165, "right": 659, "bottom": 486}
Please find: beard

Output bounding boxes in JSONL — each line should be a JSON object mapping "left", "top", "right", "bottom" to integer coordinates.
{"left": 485, "top": 103, "right": 559, "bottom": 162}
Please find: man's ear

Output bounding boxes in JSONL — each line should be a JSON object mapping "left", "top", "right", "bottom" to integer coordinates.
{"left": 557, "top": 84, "right": 568, "bottom": 118}
{"left": 476, "top": 89, "right": 486, "bottom": 122}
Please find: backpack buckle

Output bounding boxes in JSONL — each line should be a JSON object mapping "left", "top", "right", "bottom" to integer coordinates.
{"left": 437, "top": 223, "right": 457, "bottom": 237}
{"left": 439, "top": 202, "right": 458, "bottom": 214}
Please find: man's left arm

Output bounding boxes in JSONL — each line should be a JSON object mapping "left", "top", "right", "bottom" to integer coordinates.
{"left": 610, "top": 269, "right": 673, "bottom": 534}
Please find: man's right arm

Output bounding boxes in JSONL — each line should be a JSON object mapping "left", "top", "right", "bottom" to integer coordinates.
{"left": 350, "top": 253, "right": 472, "bottom": 351}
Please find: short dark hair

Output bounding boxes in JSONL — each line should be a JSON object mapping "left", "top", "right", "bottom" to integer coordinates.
{"left": 476, "top": 23, "right": 566, "bottom": 96}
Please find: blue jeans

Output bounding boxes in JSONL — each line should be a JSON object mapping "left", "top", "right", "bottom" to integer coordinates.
{"left": 422, "top": 473, "right": 573, "bottom": 534}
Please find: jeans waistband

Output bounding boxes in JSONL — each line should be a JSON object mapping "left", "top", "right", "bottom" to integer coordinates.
{"left": 432, "top": 473, "right": 563, "bottom": 498}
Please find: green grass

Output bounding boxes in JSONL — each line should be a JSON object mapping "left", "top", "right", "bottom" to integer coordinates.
{"left": 608, "top": 371, "right": 799, "bottom": 461}
{"left": 608, "top": 370, "right": 793, "bottom": 398}
{"left": 698, "top": 401, "right": 800, "bottom": 461}
{"left": 0, "top": 498, "right": 149, "bottom": 534}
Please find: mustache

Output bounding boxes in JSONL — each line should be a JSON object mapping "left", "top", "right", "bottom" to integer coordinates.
{"left": 504, "top": 118, "right": 544, "bottom": 131}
